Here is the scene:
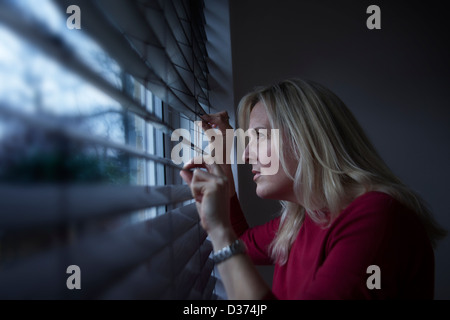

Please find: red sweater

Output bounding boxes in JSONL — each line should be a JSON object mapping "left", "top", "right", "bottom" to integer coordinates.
{"left": 230, "top": 191, "right": 435, "bottom": 299}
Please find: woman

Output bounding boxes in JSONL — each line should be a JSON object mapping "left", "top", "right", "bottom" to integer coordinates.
{"left": 180, "top": 78, "right": 446, "bottom": 299}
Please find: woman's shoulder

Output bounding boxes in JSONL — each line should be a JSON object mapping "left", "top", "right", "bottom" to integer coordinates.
{"left": 346, "top": 190, "right": 396, "bottom": 211}
{"left": 335, "top": 191, "right": 428, "bottom": 239}
{"left": 342, "top": 191, "right": 408, "bottom": 219}
{"left": 321, "top": 191, "right": 434, "bottom": 299}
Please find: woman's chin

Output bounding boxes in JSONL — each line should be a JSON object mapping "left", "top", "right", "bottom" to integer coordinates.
{"left": 255, "top": 186, "right": 272, "bottom": 200}
{"left": 255, "top": 187, "right": 265, "bottom": 199}
{"left": 256, "top": 185, "right": 295, "bottom": 202}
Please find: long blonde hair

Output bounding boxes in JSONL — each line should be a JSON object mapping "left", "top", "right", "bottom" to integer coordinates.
{"left": 238, "top": 78, "right": 446, "bottom": 265}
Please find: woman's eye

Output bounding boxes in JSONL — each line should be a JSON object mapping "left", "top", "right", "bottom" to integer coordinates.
{"left": 256, "top": 131, "right": 267, "bottom": 140}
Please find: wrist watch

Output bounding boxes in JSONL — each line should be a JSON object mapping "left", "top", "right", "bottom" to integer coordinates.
{"left": 212, "top": 239, "right": 247, "bottom": 264}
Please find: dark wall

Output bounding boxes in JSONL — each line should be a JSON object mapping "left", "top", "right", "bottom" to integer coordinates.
{"left": 230, "top": 0, "right": 450, "bottom": 299}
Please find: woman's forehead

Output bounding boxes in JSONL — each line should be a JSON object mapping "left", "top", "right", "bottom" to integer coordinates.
{"left": 249, "top": 102, "right": 271, "bottom": 129}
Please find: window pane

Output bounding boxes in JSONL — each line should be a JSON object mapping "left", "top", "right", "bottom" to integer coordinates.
{"left": 13, "top": 0, "right": 122, "bottom": 88}
{"left": 0, "top": 1, "right": 165, "bottom": 232}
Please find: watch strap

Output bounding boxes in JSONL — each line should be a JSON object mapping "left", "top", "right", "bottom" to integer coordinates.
{"left": 212, "top": 239, "right": 247, "bottom": 264}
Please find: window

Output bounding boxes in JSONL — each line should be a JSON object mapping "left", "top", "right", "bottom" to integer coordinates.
{"left": 0, "top": 0, "right": 215, "bottom": 299}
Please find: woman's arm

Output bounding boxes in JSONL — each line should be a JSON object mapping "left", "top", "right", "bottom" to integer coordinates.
{"left": 180, "top": 161, "right": 272, "bottom": 300}
{"left": 181, "top": 112, "right": 274, "bottom": 299}
{"left": 211, "top": 229, "right": 273, "bottom": 300}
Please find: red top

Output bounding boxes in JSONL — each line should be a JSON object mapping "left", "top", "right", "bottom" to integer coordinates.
{"left": 230, "top": 191, "right": 435, "bottom": 299}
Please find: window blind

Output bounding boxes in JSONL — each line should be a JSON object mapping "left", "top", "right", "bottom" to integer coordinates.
{"left": 54, "top": 0, "right": 209, "bottom": 119}
{"left": 0, "top": 0, "right": 216, "bottom": 300}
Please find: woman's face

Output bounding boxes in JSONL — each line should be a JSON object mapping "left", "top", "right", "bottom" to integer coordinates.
{"left": 243, "top": 102, "right": 298, "bottom": 202}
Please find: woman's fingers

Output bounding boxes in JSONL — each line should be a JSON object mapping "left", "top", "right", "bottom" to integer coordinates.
{"left": 180, "top": 149, "right": 234, "bottom": 198}
{"left": 179, "top": 169, "right": 193, "bottom": 185}
{"left": 180, "top": 157, "right": 206, "bottom": 183}
{"left": 191, "top": 166, "right": 225, "bottom": 188}
{"left": 205, "top": 161, "right": 225, "bottom": 177}
{"left": 181, "top": 150, "right": 231, "bottom": 234}
{"left": 182, "top": 156, "right": 206, "bottom": 170}
{"left": 190, "top": 180, "right": 208, "bottom": 202}
{"left": 182, "top": 156, "right": 222, "bottom": 172}
{"left": 189, "top": 164, "right": 228, "bottom": 199}
{"left": 200, "top": 111, "right": 232, "bottom": 133}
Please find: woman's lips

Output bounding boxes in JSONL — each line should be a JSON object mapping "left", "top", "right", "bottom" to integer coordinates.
{"left": 252, "top": 170, "right": 261, "bottom": 181}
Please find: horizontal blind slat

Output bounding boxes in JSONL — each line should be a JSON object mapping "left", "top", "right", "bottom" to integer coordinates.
{"left": 168, "top": 243, "right": 214, "bottom": 299}
{"left": 167, "top": 0, "right": 210, "bottom": 82}
{"left": 0, "top": 203, "right": 200, "bottom": 299}
{"left": 0, "top": 0, "right": 214, "bottom": 300}
{"left": 151, "top": 0, "right": 210, "bottom": 98}
{"left": 54, "top": 0, "right": 207, "bottom": 119}
{"left": 0, "top": 1, "right": 173, "bottom": 134}
{"left": 97, "top": 243, "right": 173, "bottom": 299}
{"left": 0, "top": 104, "right": 184, "bottom": 170}
{"left": 203, "top": 276, "right": 219, "bottom": 300}
{"left": 188, "top": 259, "right": 216, "bottom": 300}
{"left": 0, "top": 184, "right": 193, "bottom": 231}
{"left": 100, "top": 236, "right": 212, "bottom": 300}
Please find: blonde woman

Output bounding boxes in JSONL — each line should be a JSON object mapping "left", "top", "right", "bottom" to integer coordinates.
{"left": 180, "top": 78, "right": 446, "bottom": 299}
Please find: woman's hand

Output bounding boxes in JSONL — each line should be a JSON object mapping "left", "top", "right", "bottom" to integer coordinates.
{"left": 199, "top": 111, "right": 236, "bottom": 197}
{"left": 180, "top": 157, "right": 232, "bottom": 237}
{"left": 180, "top": 158, "right": 272, "bottom": 300}
{"left": 200, "top": 111, "right": 233, "bottom": 133}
